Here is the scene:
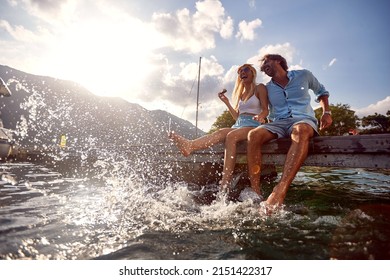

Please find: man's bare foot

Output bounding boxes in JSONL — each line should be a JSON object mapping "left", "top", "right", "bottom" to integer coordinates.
{"left": 168, "top": 131, "right": 192, "bottom": 157}
{"left": 266, "top": 183, "right": 288, "bottom": 206}
{"left": 259, "top": 201, "right": 282, "bottom": 216}
{"left": 265, "top": 191, "right": 284, "bottom": 207}
{"left": 259, "top": 186, "right": 286, "bottom": 215}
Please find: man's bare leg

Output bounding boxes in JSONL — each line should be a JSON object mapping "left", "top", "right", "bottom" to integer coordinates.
{"left": 169, "top": 128, "right": 233, "bottom": 157}
{"left": 247, "top": 128, "right": 277, "bottom": 195}
{"left": 266, "top": 124, "right": 314, "bottom": 206}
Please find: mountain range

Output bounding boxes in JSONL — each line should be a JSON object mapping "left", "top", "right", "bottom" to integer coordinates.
{"left": 0, "top": 65, "right": 204, "bottom": 150}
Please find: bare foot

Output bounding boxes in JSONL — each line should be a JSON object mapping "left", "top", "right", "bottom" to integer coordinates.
{"left": 259, "top": 201, "right": 281, "bottom": 216}
{"left": 260, "top": 186, "right": 286, "bottom": 215}
{"left": 168, "top": 131, "right": 192, "bottom": 156}
{"left": 265, "top": 191, "right": 284, "bottom": 207}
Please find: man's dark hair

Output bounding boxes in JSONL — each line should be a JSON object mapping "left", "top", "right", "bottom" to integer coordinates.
{"left": 260, "top": 54, "right": 288, "bottom": 71}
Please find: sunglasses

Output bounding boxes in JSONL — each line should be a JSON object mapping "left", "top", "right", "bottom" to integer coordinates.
{"left": 238, "top": 66, "right": 251, "bottom": 74}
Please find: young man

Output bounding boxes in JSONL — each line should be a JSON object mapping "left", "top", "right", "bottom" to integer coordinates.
{"left": 247, "top": 54, "right": 333, "bottom": 208}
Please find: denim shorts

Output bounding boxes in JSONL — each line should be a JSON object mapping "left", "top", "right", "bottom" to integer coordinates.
{"left": 259, "top": 117, "right": 319, "bottom": 138}
{"left": 231, "top": 115, "right": 261, "bottom": 128}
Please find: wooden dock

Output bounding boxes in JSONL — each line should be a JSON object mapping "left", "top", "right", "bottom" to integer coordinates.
{"left": 245, "top": 133, "right": 390, "bottom": 169}
{"left": 5, "top": 134, "right": 390, "bottom": 185}
{"left": 155, "top": 134, "right": 390, "bottom": 169}
{"left": 150, "top": 133, "right": 390, "bottom": 184}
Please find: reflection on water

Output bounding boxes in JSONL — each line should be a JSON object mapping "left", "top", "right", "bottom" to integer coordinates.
{"left": 1, "top": 161, "right": 389, "bottom": 260}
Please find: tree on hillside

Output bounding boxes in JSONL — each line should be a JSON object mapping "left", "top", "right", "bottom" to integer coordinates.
{"left": 209, "top": 110, "right": 235, "bottom": 133}
{"left": 314, "top": 103, "right": 359, "bottom": 136}
{"left": 360, "top": 111, "right": 390, "bottom": 134}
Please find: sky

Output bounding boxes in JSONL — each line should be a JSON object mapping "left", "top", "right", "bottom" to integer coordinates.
{"left": 1, "top": 0, "right": 389, "bottom": 131}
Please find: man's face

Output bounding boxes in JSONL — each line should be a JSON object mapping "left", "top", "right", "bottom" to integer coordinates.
{"left": 260, "top": 58, "right": 276, "bottom": 77}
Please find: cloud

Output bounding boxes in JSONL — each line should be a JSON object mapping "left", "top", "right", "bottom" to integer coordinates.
{"left": 6, "top": 0, "right": 18, "bottom": 7}
{"left": 220, "top": 16, "right": 234, "bottom": 39}
{"left": 27, "top": 0, "right": 67, "bottom": 11}
{"left": 137, "top": 55, "right": 225, "bottom": 107}
{"left": 130, "top": 54, "right": 229, "bottom": 131}
{"left": 0, "top": 19, "right": 55, "bottom": 72}
{"left": 256, "top": 43, "right": 295, "bottom": 64}
{"left": 328, "top": 58, "right": 337, "bottom": 67}
{"left": 15, "top": 0, "right": 77, "bottom": 26}
{"left": 354, "top": 96, "right": 390, "bottom": 117}
{"left": 0, "top": 19, "right": 51, "bottom": 43}
{"left": 246, "top": 42, "right": 296, "bottom": 82}
{"left": 323, "top": 57, "right": 337, "bottom": 70}
{"left": 235, "top": 19, "right": 262, "bottom": 41}
{"left": 152, "top": 0, "right": 232, "bottom": 53}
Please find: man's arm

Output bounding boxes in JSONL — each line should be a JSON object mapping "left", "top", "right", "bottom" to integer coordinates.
{"left": 319, "top": 95, "right": 332, "bottom": 130}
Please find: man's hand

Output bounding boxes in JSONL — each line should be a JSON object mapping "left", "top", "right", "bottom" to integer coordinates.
{"left": 253, "top": 114, "right": 266, "bottom": 124}
{"left": 320, "top": 114, "right": 332, "bottom": 130}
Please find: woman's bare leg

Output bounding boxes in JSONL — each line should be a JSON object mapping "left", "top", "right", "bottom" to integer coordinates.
{"left": 219, "top": 127, "right": 253, "bottom": 191}
{"left": 169, "top": 128, "right": 233, "bottom": 157}
{"left": 247, "top": 128, "right": 277, "bottom": 195}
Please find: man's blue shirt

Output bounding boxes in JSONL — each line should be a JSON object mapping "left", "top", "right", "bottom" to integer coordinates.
{"left": 265, "top": 69, "right": 329, "bottom": 124}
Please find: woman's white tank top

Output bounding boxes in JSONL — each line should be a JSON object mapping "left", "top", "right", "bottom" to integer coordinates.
{"left": 238, "top": 93, "right": 261, "bottom": 115}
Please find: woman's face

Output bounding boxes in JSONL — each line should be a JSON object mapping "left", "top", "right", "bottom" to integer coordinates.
{"left": 238, "top": 65, "right": 254, "bottom": 83}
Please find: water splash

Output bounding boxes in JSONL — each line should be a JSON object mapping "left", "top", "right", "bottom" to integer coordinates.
{"left": 1, "top": 78, "right": 390, "bottom": 260}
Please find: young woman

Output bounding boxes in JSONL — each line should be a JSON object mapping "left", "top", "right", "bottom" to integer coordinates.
{"left": 169, "top": 64, "right": 269, "bottom": 198}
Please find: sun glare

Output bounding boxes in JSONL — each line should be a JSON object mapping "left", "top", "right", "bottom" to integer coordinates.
{"left": 46, "top": 18, "right": 164, "bottom": 100}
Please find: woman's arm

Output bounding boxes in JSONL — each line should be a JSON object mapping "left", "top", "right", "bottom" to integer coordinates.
{"left": 218, "top": 89, "right": 239, "bottom": 120}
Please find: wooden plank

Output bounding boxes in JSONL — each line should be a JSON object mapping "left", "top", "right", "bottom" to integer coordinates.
{"left": 252, "top": 134, "right": 390, "bottom": 154}
{"left": 260, "top": 154, "right": 390, "bottom": 169}
{"left": 9, "top": 134, "right": 390, "bottom": 170}
{"left": 311, "top": 134, "right": 390, "bottom": 153}
{"left": 163, "top": 134, "right": 390, "bottom": 169}
{"left": 257, "top": 134, "right": 390, "bottom": 169}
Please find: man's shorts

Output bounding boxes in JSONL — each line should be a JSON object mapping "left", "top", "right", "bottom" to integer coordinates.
{"left": 259, "top": 117, "right": 319, "bottom": 138}
{"left": 232, "top": 115, "right": 260, "bottom": 128}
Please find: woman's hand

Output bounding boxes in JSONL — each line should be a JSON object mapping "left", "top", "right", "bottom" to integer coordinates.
{"left": 218, "top": 89, "right": 229, "bottom": 104}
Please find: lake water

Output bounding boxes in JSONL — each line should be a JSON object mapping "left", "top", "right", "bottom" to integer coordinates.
{"left": 1, "top": 157, "right": 389, "bottom": 260}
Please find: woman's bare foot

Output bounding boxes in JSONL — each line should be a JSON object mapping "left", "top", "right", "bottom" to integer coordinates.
{"left": 168, "top": 131, "right": 192, "bottom": 157}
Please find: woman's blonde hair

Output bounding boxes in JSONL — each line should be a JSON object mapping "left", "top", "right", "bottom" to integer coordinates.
{"left": 231, "top": 64, "right": 257, "bottom": 110}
